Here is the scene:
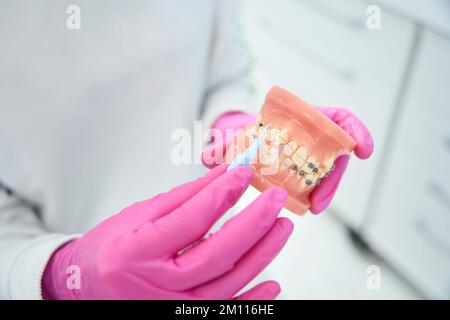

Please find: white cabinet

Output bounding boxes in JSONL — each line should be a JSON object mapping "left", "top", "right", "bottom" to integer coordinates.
{"left": 241, "top": 0, "right": 415, "bottom": 227}
{"left": 366, "top": 31, "right": 450, "bottom": 298}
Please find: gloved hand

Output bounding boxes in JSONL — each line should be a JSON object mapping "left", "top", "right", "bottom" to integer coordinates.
{"left": 309, "top": 107, "right": 373, "bottom": 214}
{"left": 202, "top": 108, "right": 373, "bottom": 214}
{"left": 202, "top": 111, "right": 256, "bottom": 169}
{"left": 42, "top": 164, "right": 293, "bottom": 300}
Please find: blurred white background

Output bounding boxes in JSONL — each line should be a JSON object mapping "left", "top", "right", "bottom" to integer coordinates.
{"left": 235, "top": 0, "right": 450, "bottom": 299}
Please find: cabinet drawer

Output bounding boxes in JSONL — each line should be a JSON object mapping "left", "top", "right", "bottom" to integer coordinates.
{"left": 367, "top": 31, "right": 450, "bottom": 298}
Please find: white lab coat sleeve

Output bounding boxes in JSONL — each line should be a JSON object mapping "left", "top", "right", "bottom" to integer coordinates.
{"left": 0, "top": 190, "right": 79, "bottom": 299}
{"left": 201, "top": 0, "right": 257, "bottom": 130}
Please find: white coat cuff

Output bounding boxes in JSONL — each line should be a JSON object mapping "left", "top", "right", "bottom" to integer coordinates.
{"left": 8, "top": 233, "right": 80, "bottom": 300}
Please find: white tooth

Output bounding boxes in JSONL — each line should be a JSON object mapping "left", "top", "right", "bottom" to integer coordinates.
{"left": 301, "top": 155, "right": 317, "bottom": 174}
{"left": 266, "top": 128, "right": 279, "bottom": 143}
{"left": 259, "top": 141, "right": 278, "bottom": 162}
{"left": 300, "top": 177, "right": 314, "bottom": 189}
{"left": 323, "top": 158, "right": 334, "bottom": 172}
{"left": 281, "top": 157, "right": 293, "bottom": 169}
{"left": 282, "top": 141, "right": 298, "bottom": 157}
{"left": 292, "top": 147, "right": 307, "bottom": 166}
{"left": 270, "top": 128, "right": 279, "bottom": 135}
{"left": 273, "top": 129, "right": 286, "bottom": 147}
{"left": 260, "top": 148, "right": 278, "bottom": 166}
{"left": 309, "top": 170, "right": 322, "bottom": 184}
{"left": 317, "top": 158, "right": 335, "bottom": 179}
{"left": 261, "top": 139, "right": 277, "bottom": 152}
{"left": 289, "top": 163, "right": 300, "bottom": 174}
{"left": 279, "top": 129, "right": 289, "bottom": 143}
{"left": 281, "top": 157, "right": 298, "bottom": 175}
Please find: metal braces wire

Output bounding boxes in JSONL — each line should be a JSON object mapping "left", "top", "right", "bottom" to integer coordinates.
{"left": 252, "top": 122, "right": 336, "bottom": 185}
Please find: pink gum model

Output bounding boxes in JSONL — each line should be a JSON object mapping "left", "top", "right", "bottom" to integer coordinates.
{"left": 225, "top": 86, "right": 356, "bottom": 215}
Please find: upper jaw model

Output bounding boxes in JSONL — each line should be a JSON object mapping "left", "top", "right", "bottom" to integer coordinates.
{"left": 225, "top": 86, "right": 356, "bottom": 215}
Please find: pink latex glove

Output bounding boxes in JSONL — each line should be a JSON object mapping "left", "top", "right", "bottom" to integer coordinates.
{"left": 202, "top": 111, "right": 257, "bottom": 168}
{"left": 202, "top": 109, "right": 373, "bottom": 214}
{"left": 42, "top": 164, "right": 293, "bottom": 300}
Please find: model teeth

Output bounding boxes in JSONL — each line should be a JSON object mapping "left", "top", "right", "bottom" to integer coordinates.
{"left": 320, "top": 158, "right": 335, "bottom": 177}
{"left": 282, "top": 157, "right": 294, "bottom": 170}
{"left": 279, "top": 129, "right": 289, "bottom": 142}
{"left": 245, "top": 121, "right": 336, "bottom": 188}
{"left": 260, "top": 153, "right": 277, "bottom": 166}
{"left": 300, "top": 177, "right": 315, "bottom": 189}
{"left": 266, "top": 128, "right": 280, "bottom": 144}
{"left": 260, "top": 142, "right": 277, "bottom": 155}
{"left": 289, "top": 163, "right": 299, "bottom": 174}
{"left": 292, "top": 147, "right": 307, "bottom": 167}
{"left": 259, "top": 143, "right": 278, "bottom": 165}
{"left": 282, "top": 158, "right": 298, "bottom": 175}
{"left": 281, "top": 141, "right": 298, "bottom": 157}
{"left": 302, "top": 156, "right": 317, "bottom": 174}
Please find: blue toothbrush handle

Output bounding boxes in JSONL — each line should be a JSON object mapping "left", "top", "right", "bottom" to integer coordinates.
{"left": 227, "top": 136, "right": 262, "bottom": 171}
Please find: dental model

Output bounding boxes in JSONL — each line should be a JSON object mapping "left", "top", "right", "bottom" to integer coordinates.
{"left": 225, "top": 86, "right": 356, "bottom": 215}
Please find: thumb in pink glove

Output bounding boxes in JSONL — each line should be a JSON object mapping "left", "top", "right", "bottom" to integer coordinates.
{"left": 42, "top": 164, "right": 293, "bottom": 300}
{"left": 309, "top": 107, "right": 374, "bottom": 214}
{"left": 201, "top": 108, "right": 374, "bottom": 215}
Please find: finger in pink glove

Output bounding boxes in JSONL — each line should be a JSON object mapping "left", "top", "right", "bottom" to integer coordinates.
{"left": 310, "top": 107, "right": 374, "bottom": 214}
{"left": 42, "top": 164, "right": 293, "bottom": 300}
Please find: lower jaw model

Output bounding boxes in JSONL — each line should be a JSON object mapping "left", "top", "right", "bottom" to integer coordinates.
{"left": 225, "top": 86, "right": 356, "bottom": 215}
